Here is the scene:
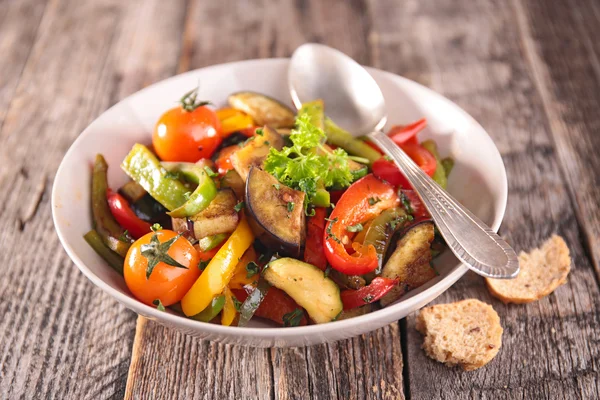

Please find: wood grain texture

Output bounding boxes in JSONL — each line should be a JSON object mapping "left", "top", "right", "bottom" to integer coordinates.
{"left": 368, "top": 0, "right": 600, "bottom": 398}
{"left": 125, "top": 1, "right": 404, "bottom": 399}
{"left": 0, "top": 0, "right": 188, "bottom": 398}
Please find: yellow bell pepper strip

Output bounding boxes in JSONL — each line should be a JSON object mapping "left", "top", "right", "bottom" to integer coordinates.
{"left": 221, "top": 114, "right": 254, "bottom": 136}
{"left": 189, "top": 295, "right": 225, "bottom": 322}
{"left": 159, "top": 162, "right": 218, "bottom": 218}
{"left": 229, "top": 246, "right": 258, "bottom": 289}
{"left": 83, "top": 229, "right": 124, "bottom": 274}
{"left": 181, "top": 217, "right": 254, "bottom": 316}
{"left": 121, "top": 144, "right": 190, "bottom": 211}
{"left": 92, "top": 154, "right": 131, "bottom": 257}
{"left": 216, "top": 107, "right": 245, "bottom": 121}
{"left": 421, "top": 140, "right": 447, "bottom": 189}
{"left": 221, "top": 287, "right": 238, "bottom": 326}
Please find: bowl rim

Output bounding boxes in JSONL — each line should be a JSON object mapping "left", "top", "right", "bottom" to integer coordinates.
{"left": 52, "top": 58, "right": 507, "bottom": 338}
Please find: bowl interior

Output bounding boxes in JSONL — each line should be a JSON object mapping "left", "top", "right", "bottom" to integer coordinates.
{"left": 52, "top": 59, "right": 506, "bottom": 346}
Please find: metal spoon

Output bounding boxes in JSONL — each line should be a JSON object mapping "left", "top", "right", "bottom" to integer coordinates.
{"left": 288, "top": 43, "right": 519, "bottom": 279}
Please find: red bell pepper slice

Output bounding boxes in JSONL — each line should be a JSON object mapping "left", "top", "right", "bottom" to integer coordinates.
{"left": 372, "top": 143, "right": 437, "bottom": 189}
{"left": 324, "top": 175, "right": 399, "bottom": 275}
{"left": 387, "top": 118, "right": 427, "bottom": 146}
{"left": 340, "top": 277, "right": 399, "bottom": 310}
{"left": 214, "top": 145, "right": 238, "bottom": 175}
{"left": 232, "top": 287, "right": 308, "bottom": 326}
{"left": 106, "top": 189, "right": 151, "bottom": 239}
{"left": 400, "top": 189, "right": 430, "bottom": 219}
{"left": 304, "top": 207, "right": 328, "bottom": 270}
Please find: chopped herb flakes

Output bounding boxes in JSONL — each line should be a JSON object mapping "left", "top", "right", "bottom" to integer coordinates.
{"left": 346, "top": 223, "right": 363, "bottom": 233}
{"left": 198, "top": 260, "right": 209, "bottom": 271}
{"left": 287, "top": 202, "right": 295, "bottom": 212}
{"left": 246, "top": 261, "right": 259, "bottom": 278}
{"left": 362, "top": 295, "right": 374, "bottom": 303}
{"left": 368, "top": 197, "right": 381, "bottom": 206}
{"left": 152, "top": 299, "right": 166, "bottom": 311}
{"left": 282, "top": 308, "right": 304, "bottom": 327}
{"left": 204, "top": 166, "right": 218, "bottom": 178}
{"left": 234, "top": 201, "right": 245, "bottom": 212}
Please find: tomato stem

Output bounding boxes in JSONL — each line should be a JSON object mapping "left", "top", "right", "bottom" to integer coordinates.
{"left": 179, "top": 87, "right": 212, "bottom": 112}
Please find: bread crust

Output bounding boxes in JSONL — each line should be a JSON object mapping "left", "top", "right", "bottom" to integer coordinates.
{"left": 485, "top": 235, "right": 571, "bottom": 304}
{"left": 416, "top": 299, "right": 503, "bottom": 371}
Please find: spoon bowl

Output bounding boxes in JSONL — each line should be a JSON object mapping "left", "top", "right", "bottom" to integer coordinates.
{"left": 289, "top": 43, "right": 387, "bottom": 135}
{"left": 289, "top": 44, "right": 519, "bottom": 279}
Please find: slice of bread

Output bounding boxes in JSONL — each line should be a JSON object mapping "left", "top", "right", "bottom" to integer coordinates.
{"left": 486, "top": 235, "right": 571, "bottom": 304}
{"left": 416, "top": 299, "right": 503, "bottom": 371}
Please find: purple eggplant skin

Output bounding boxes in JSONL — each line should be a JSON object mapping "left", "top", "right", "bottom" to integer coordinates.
{"left": 245, "top": 167, "right": 306, "bottom": 258}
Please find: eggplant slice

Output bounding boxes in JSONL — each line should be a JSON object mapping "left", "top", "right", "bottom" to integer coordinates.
{"left": 230, "top": 125, "right": 284, "bottom": 181}
{"left": 228, "top": 92, "right": 296, "bottom": 129}
{"left": 379, "top": 221, "right": 437, "bottom": 306}
{"left": 191, "top": 188, "right": 239, "bottom": 239}
{"left": 245, "top": 167, "right": 306, "bottom": 257}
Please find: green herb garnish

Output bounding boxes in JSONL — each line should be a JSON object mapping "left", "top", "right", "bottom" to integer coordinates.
{"left": 118, "top": 230, "right": 132, "bottom": 243}
{"left": 234, "top": 201, "right": 245, "bottom": 212}
{"left": 362, "top": 295, "right": 374, "bottom": 303}
{"left": 152, "top": 299, "right": 166, "bottom": 311}
{"left": 287, "top": 202, "right": 295, "bottom": 213}
{"left": 204, "top": 166, "right": 218, "bottom": 178}
{"left": 198, "top": 260, "right": 209, "bottom": 271}
{"left": 264, "top": 114, "right": 353, "bottom": 206}
{"left": 246, "top": 261, "right": 259, "bottom": 278}
{"left": 346, "top": 223, "right": 363, "bottom": 233}
{"left": 151, "top": 223, "right": 163, "bottom": 232}
{"left": 368, "top": 197, "right": 381, "bottom": 206}
{"left": 282, "top": 308, "right": 304, "bottom": 327}
{"left": 325, "top": 217, "right": 341, "bottom": 244}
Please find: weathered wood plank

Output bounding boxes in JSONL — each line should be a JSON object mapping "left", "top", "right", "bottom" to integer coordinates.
{"left": 0, "top": 0, "right": 49, "bottom": 129}
{"left": 368, "top": 0, "right": 600, "bottom": 398}
{"left": 513, "top": 0, "right": 600, "bottom": 281}
{"left": 125, "top": 1, "right": 404, "bottom": 399}
{"left": 0, "top": 0, "right": 188, "bottom": 398}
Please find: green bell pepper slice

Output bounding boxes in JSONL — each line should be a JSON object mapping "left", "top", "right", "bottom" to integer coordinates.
{"left": 83, "top": 229, "right": 125, "bottom": 274}
{"left": 238, "top": 278, "right": 271, "bottom": 327}
{"left": 197, "top": 233, "right": 228, "bottom": 252}
{"left": 160, "top": 162, "right": 218, "bottom": 218}
{"left": 421, "top": 140, "right": 447, "bottom": 189}
{"left": 92, "top": 154, "right": 131, "bottom": 257}
{"left": 189, "top": 295, "right": 226, "bottom": 322}
{"left": 120, "top": 144, "right": 217, "bottom": 217}
{"left": 324, "top": 118, "right": 382, "bottom": 163}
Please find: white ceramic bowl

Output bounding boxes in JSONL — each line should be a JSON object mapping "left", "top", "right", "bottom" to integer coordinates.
{"left": 52, "top": 59, "right": 507, "bottom": 347}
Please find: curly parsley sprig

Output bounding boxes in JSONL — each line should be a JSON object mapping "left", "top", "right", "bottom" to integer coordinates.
{"left": 263, "top": 114, "right": 353, "bottom": 206}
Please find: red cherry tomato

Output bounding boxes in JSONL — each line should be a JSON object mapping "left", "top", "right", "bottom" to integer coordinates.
{"left": 153, "top": 96, "right": 222, "bottom": 162}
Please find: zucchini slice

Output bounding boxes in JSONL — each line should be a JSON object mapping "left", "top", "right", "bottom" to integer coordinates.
{"left": 228, "top": 92, "right": 296, "bottom": 128}
{"left": 245, "top": 167, "right": 305, "bottom": 257}
{"left": 263, "top": 258, "right": 343, "bottom": 324}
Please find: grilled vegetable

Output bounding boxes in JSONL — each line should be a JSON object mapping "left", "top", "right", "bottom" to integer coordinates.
{"left": 92, "top": 154, "right": 131, "bottom": 257}
{"left": 197, "top": 233, "right": 228, "bottom": 252}
{"left": 245, "top": 167, "right": 306, "bottom": 257}
{"left": 237, "top": 278, "right": 271, "bottom": 327}
{"left": 191, "top": 188, "right": 239, "bottom": 238}
{"left": 106, "top": 189, "right": 151, "bottom": 239}
{"left": 340, "top": 277, "right": 398, "bottom": 310}
{"left": 263, "top": 258, "right": 343, "bottom": 324}
{"left": 336, "top": 304, "right": 373, "bottom": 321}
{"left": 379, "top": 221, "right": 437, "bottom": 306}
{"left": 83, "top": 229, "right": 124, "bottom": 274}
{"left": 234, "top": 285, "right": 308, "bottom": 326}
{"left": 421, "top": 139, "right": 447, "bottom": 189}
{"left": 230, "top": 125, "right": 284, "bottom": 181}
{"left": 228, "top": 92, "right": 296, "bottom": 128}
{"left": 181, "top": 217, "right": 254, "bottom": 316}
{"left": 189, "top": 295, "right": 226, "bottom": 322}
{"left": 324, "top": 118, "right": 381, "bottom": 163}
{"left": 118, "top": 181, "right": 147, "bottom": 203}
{"left": 220, "top": 169, "right": 245, "bottom": 199}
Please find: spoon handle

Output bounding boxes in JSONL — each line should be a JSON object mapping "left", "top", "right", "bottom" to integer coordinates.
{"left": 368, "top": 131, "right": 519, "bottom": 279}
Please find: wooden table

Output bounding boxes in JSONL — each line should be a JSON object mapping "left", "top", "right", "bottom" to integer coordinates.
{"left": 2, "top": 0, "right": 599, "bottom": 398}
